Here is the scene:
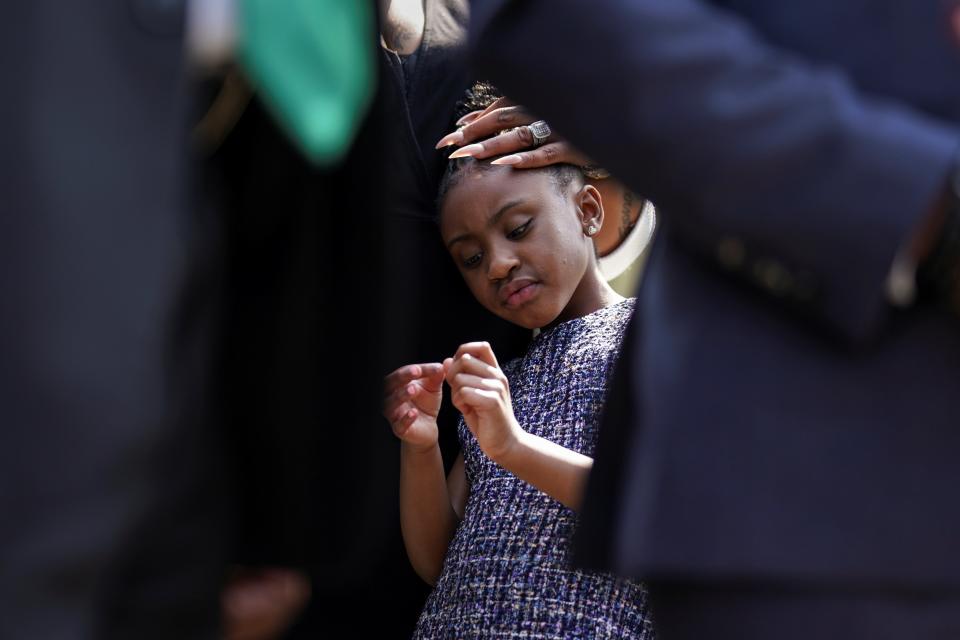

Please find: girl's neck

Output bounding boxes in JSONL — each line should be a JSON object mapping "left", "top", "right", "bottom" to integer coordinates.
{"left": 545, "top": 268, "right": 625, "bottom": 330}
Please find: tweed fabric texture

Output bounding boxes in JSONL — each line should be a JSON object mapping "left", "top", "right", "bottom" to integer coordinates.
{"left": 413, "top": 299, "right": 653, "bottom": 639}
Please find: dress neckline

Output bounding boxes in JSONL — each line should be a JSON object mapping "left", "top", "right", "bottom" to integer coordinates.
{"left": 532, "top": 298, "right": 634, "bottom": 343}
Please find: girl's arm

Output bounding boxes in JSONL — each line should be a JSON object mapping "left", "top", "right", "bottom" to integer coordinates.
{"left": 399, "top": 446, "right": 466, "bottom": 585}
{"left": 445, "top": 343, "right": 592, "bottom": 512}
{"left": 492, "top": 431, "right": 591, "bottom": 511}
{"left": 385, "top": 363, "right": 468, "bottom": 585}
{"left": 447, "top": 452, "right": 470, "bottom": 520}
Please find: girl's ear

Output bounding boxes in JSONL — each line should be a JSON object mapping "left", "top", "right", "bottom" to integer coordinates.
{"left": 576, "top": 184, "right": 604, "bottom": 238}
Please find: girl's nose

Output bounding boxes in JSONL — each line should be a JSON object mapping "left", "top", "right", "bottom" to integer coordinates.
{"left": 487, "top": 250, "right": 520, "bottom": 281}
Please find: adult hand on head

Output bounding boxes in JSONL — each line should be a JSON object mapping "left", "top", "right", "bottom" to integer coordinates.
{"left": 444, "top": 342, "right": 523, "bottom": 464}
{"left": 436, "top": 94, "right": 649, "bottom": 260}
{"left": 222, "top": 567, "right": 310, "bottom": 640}
{"left": 383, "top": 363, "right": 446, "bottom": 452}
{"left": 436, "top": 96, "right": 595, "bottom": 170}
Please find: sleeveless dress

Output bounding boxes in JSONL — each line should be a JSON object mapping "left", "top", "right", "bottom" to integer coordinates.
{"left": 413, "top": 299, "right": 654, "bottom": 639}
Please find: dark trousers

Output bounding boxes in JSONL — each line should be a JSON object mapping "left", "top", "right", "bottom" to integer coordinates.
{"left": 649, "top": 581, "right": 960, "bottom": 640}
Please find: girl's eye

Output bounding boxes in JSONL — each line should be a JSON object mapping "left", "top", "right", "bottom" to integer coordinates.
{"left": 507, "top": 220, "right": 532, "bottom": 239}
{"left": 463, "top": 252, "right": 482, "bottom": 268}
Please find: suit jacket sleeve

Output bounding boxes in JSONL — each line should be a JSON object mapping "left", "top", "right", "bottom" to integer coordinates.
{"left": 469, "top": 0, "right": 959, "bottom": 341}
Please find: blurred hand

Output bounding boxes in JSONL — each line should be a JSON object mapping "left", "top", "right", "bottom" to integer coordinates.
{"left": 383, "top": 363, "right": 446, "bottom": 452}
{"left": 222, "top": 567, "right": 310, "bottom": 640}
{"left": 435, "top": 96, "right": 593, "bottom": 169}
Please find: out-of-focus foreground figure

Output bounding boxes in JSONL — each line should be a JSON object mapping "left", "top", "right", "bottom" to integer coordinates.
{"left": 0, "top": 1, "right": 395, "bottom": 638}
{"left": 469, "top": 0, "right": 960, "bottom": 638}
{"left": 1, "top": 2, "right": 226, "bottom": 637}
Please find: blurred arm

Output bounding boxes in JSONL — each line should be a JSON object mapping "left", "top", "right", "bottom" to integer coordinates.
{"left": 470, "top": 0, "right": 959, "bottom": 340}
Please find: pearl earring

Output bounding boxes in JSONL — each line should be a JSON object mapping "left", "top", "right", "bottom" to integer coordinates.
{"left": 586, "top": 224, "right": 598, "bottom": 236}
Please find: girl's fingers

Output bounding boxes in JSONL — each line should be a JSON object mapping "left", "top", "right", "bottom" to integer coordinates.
{"left": 385, "top": 376, "right": 446, "bottom": 421}
{"left": 445, "top": 355, "right": 500, "bottom": 386}
{"left": 384, "top": 364, "right": 422, "bottom": 389}
{"left": 453, "top": 342, "right": 500, "bottom": 369}
{"left": 451, "top": 389, "right": 482, "bottom": 415}
{"left": 391, "top": 401, "right": 412, "bottom": 423}
{"left": 448, "top": 373, "right": 504, "bottom": 394}
{"left": 454, "top": 386, "right": 500, "bottom": 410}
{"left": 422, "top": 363, "right": 446, "bottom": 390}
{"left": 384, "top": 381, "right": 421, "bottom": 415}
{"left": 390, "top": 402, "right": 417, "bottom": 433}
{"left": 384, "top": 362, "right": 443, "bottom": 394}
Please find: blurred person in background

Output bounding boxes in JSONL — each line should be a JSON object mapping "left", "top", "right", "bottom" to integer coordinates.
{"left": 467, "top": 0, "right": 960, "bottom": 638}
{"left": 2, "top": 1, "right": 389, "bottom": 638}
{"left": 0, "top": 2, "right": 226, "bottom": 637}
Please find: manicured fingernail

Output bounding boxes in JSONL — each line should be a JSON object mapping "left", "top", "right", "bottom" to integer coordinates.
{"left": 455, "top": 114, "right": 473, "bottom": 126}
{"left": 448, "top": 143, "right": 484, "bottom": 159}
{"left": 491, "top": 154, "right": 522, "bottom": 166}
{"left": 436, "top": 131, "right": 464, "bottom": 148}
{"left": 408, "top": 409, "right": 416, "bottom": 418}
{"left": 407, "top": 384, "right": 416, "bottom": 396}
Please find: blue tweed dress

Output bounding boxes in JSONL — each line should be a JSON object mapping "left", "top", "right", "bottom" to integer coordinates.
{"left": 413, "top": 299, "right": 654, "bottom": 639}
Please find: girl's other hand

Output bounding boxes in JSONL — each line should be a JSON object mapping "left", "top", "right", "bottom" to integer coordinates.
{"left": 445, "top": 342, "right": 523, "bottom": 463}
{"left": 383, "top": 363, "right": 445, "bottom": 452}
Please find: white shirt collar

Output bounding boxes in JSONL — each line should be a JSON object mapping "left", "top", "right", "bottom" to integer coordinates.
{"left": 599, "top": 200, "right": 656, "bottom": 281}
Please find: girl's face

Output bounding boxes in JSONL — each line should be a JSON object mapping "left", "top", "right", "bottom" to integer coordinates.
{"left": 440, "top": 166, "right": 606, "bottom": 330}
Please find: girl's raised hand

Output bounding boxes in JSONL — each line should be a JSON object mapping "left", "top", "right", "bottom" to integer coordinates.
{"left": 445, "top": 342, "right": 523, "bottom": 463}
{"left": 383, "top": 363, "right": 445, "bottom": 452}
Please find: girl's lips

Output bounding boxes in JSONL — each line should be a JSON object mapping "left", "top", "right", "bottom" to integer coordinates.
{"left": 505, "top": 282, "right": 541, "bottom": 308}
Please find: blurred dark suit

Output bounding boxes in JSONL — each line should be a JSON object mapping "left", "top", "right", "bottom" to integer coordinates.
{"left": 0, "top": 1, "right": 226, "bottom": 638}
{"left": 470, "top": 0, "right": 960, "bottom": 637}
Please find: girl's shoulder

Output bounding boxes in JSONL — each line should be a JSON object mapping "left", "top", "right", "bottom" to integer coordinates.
{"left": 538, "top": 297, "right": 636, "bottom": 343}
{"left": 580, "top": 297, "right": 635, "bottom": 338}
{"left": 508, "top": 298, "right": 636, "bottom": 382}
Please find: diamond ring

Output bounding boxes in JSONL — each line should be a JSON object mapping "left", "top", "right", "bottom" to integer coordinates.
{"left": 527, "top": 120, "right": 552, "bottom": 147}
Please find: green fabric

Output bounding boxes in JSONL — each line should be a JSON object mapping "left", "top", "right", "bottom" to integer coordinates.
{"left": 239, "top": 0, "right": 375, "bottom": 166}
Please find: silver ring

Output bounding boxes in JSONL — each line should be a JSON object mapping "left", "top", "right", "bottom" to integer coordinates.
{"left": 527, "top": 120, "right": 551, "bottom": 147}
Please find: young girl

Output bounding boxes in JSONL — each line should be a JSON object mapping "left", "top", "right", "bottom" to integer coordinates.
{"left": 383, "top": 125, "right": 654, "bottom": 638}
